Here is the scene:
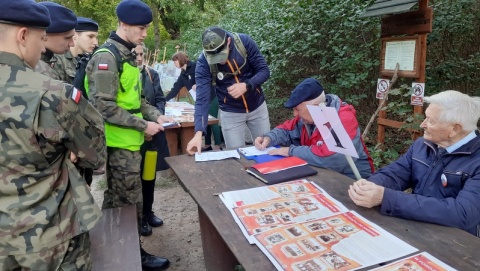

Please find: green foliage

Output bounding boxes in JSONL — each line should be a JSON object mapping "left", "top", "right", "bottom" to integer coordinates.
{"left": 368, "top": 143, "right": 400, "bottom": 169}
{"left": 426, "top": 0, "right": 480, "bottom": 97}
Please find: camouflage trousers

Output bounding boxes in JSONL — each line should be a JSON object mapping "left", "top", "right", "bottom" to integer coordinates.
{"left": 102, "top": 147, "right": 143, "bottom": 233}
{"left": 0, "top": 232, "right": 91, "bottom": 271}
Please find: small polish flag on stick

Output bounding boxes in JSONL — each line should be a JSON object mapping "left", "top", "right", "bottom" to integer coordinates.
{"left": 98, "top": 63, "right": 108, "bottom": 70}
{"left": 71, "top": 87, "right": 82, "bottom": 104}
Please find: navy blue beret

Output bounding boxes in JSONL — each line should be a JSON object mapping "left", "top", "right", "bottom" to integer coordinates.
{"left": 284, "top": 78, "right": 325, "bottom": 108}
{"left": 0, "top": 0, "right": 51, "bottom": 29}
{"left": 76, "top": 17, "right": 99, "bottom": 32}
{"left": 116, "top": 0, "right": 152, "bottom": 25}
{"left": 39, "top": 2, "right": 77, "bottom": 33}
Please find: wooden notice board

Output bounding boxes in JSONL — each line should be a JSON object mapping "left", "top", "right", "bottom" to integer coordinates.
{"left": 380, "top": 35, "right": 421, "bottom": 78}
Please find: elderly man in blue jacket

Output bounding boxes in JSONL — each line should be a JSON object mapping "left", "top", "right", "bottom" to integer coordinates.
{"left": 349, "top": 90, "right": 480, "bottom": 236}
{"left": 186, "top": 27, "right": 271, "bottom": 153}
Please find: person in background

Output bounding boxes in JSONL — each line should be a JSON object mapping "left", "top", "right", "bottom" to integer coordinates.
{"left": 35, "top": 1, "right": 76, "bottom": 79}
{"left": 349, "top": 90, "right": 480, "bottom": 236}
{"left": 135, "top": 43, "right": 169, "bottom": 236}
{"left": 255, "top": 78, "right": 374, "bottom": 179}
{"left": 53, "top": 17, "right": 99, "bottom": 84}
{"left": 169, "top": 51, "right": 223, "bottom": 151}
{"left": 0, "top": 0, "right": 106, "bottom": 269}
{"left": 52, "top": 16, "right": 100, "bottom": 185}
{"left": 186, "top": 26, "right": 271, "bottom": 153}
{"left": 85, "top": 0, "right": 171, "bottom": 269}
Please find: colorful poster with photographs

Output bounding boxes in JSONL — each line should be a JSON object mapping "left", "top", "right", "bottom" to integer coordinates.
{"left": 369, "top": 252, "right": 456, "bottom": 271}
{"left": 233, "top": 193, "right": 348, "bottom": 236}
{"left": 254, "top": 211, "right": 417, "bottom": 271}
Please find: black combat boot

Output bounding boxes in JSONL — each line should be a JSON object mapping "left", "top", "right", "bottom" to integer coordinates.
{"left": 145, "top": 212, "right": 163, "bottom": 227}
{"left": 141, "top": 248, "right": 170, "bottom": 271}
{"left": 140, "top": 217, "right": 152, "bottom": 236}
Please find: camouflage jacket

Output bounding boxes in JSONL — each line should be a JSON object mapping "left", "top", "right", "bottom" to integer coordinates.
{"left": 34, "top": 51, "right": 61, "bottom": 80}
{"left": 0, "top": 51, "right": 106, "bottom": 256}
{"left": 52, "top": 50, "right": 77, "bottom": 84}
{"left": 85, "top": 37, "right": 161, "bottom": 133}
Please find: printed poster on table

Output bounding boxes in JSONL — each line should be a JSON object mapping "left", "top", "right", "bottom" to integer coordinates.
{"left": 369, "top": 252, "right": 456, "bottom": 271}
{"left": 254, "top": 211, "right": 417, "bottom": 271}
{"left": 232, "top": 188, "right": 348, "bottom": 238}
{"left": 220, "top": 180, "right": 338, "bottom": 243}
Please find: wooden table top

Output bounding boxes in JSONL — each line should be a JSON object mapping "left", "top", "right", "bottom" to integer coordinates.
{"left": 165, "top": 154, "right": 480, "bottom": 271}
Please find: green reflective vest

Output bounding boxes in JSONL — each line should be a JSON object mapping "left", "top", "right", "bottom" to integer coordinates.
{"left": 86, "top": 48, "right": 144, "bottom": 151}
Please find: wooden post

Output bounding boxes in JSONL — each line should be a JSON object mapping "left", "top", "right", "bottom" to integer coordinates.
{"left": 376, "top": 0, "right": 430, "bottom": 145}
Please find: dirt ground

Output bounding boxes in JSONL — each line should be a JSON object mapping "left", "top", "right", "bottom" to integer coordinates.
{"left": 91, "top": 170, "right": 206, "bottom": 271}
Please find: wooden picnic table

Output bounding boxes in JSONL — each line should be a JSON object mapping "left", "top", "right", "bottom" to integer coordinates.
{"left": 165, "top": 154, "right": 480, "bottom": 271}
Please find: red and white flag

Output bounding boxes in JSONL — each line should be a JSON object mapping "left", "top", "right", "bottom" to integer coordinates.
{"left": 98, "top": 63, "right": 108, "bottom": 70}
{"left": 71, "top": 87, "right": 82, "bottom": 104}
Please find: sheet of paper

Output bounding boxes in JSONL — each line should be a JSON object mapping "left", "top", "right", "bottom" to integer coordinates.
{"left": 195, "top": 150, "right": 240, "bottom": 162}
{"left": 238, "top": 146, "right": 278, "bottom": 156}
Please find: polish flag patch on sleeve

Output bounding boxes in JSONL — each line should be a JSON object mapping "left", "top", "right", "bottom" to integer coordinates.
{"left": 71, "top": 87, "right": 82, "bottom": 104}
{"left": 98, "top": 63, "right": 109, "bottom": 70}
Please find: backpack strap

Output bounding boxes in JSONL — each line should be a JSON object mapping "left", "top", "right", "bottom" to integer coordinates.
{"left": 232, "top": 33, "right": 247, "bottom": 59}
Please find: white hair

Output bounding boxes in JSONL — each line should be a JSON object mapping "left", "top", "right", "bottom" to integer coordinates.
{"left": 424, "top": 90, "right": 480, "bottom": 132}
{"left": 309, "top": 92, "right": 326, "bottom": 105}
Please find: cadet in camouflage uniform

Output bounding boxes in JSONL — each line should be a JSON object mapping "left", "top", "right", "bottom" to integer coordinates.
{"left": 34, "top": 1, "right": 76, "bottom": 79}
{"left": 53, "top": 17, "right": 99, "bottom": 84}
{"left": 53, "top": 17, "right": 100, "bottom": 186}
{"left": 85, "top": 0, "right": 171, "bottom": 270}
{"left": 0, "top": 1, "right": 106, "bottom": 270}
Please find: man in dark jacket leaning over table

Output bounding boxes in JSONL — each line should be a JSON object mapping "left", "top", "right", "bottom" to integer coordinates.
{"left": 349, "top": 90, "right": 480, "bottom": 236}
{"left": 186, "top": 26, "right": 271, "bottom": 152}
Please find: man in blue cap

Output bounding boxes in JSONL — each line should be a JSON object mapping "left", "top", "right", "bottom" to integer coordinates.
{"left": 254, "top": 78, "right": 374, "bottom": 179}
{"left": 85, "top": 0, "right": 171, "bottom": 269}
{"left": 53, "top": 17, "right": 99, "bottom": 84}
{"left": 0, "top": 0, "right": 106, "bottom": 270}
{"left": 34, "top": 1, "right": 77, "bottom": 79}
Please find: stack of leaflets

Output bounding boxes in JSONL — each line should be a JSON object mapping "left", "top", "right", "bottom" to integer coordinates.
{"left": 220, "top": 180, "right": 456, "bottom": 271}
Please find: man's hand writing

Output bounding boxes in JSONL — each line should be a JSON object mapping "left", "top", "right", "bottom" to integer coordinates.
{"left": 254, "top": 136, "right": 270, "bottom": 150}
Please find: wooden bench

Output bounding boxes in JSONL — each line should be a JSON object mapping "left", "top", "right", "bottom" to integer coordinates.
{"left": 89, "top": 205, "right": 141, "bottom": 271}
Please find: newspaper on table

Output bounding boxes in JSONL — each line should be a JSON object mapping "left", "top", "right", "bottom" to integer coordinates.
{"left": 368, "top": 252, "right": 456, "bottom": 271}
{"left": 254, "top": 211, "right": 418, "bottom": 271}
{"left": 220, "top": 180, "right": 348, "bottom": 244}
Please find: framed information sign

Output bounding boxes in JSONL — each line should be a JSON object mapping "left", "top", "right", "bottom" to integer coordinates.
{"left": 380, "top": 36, "right": 421, "bottom": 78}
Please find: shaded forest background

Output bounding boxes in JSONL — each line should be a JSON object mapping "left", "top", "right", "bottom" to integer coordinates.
{"left": 43, "top": 0, "right": 479, "bottom": 167}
